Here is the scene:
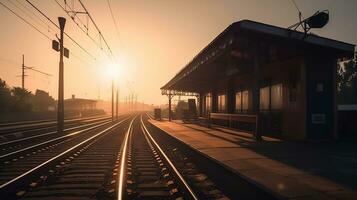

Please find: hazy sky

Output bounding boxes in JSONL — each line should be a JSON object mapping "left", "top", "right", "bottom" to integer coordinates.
{"left": 1, "top": 0, "right": 356, "bottom": 105}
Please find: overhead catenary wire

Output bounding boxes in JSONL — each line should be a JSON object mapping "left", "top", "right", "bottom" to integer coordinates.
{"left": 13, "top": 0, "right": 57, "bottom": 33}
{"left": 291, "top": 0, "right": 304, "bottom": 21}
{"left": 25, "top": 66, "right": 52, "bottom": 77}
{"left": 25, "top": 0, "right": 97, "bottom": 61}
{"left": 78, "top": 0, "right": 118, "bottom": 63}
{"left": 53, "top": 0, "right": 109, "bottom": 56}
{"left": 7, "top": 0, "right": 53, "bottom": 35}
{"left": 106, "top": 0, "right": 120, "bottom": 40}
{"left": 0, "top": 1, "right": 96, "bottom": 70}
{"left": 106, "top": 0, "right": 125, "bottom": 52}
{"left": 0, "top": 1, "right": 52, "bottom": 40}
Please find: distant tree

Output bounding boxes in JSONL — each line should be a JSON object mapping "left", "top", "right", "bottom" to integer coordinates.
{"left": 0, "top": 79, "right": 13, "bottom": 112}
{"left": 337, "top": 59, "right": 357, "bottom": 104}
{"left": 11, "top": 87, "right": 33, "bottom": 112}
{"left": 31, "top": 89, "right": 55, "bottom": 111}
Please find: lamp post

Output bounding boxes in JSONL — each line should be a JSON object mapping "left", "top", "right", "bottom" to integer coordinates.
{"left": 57, "top": 17, "right": 66, "bottom": 133}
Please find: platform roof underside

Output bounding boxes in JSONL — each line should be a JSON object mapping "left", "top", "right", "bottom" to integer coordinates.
{"left": 161, "top": 20, "right": 355, "bottom": 94}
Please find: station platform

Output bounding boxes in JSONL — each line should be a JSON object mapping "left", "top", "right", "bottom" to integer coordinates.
{"left": 148, "top": 119, "right": 357, "bottom": 199}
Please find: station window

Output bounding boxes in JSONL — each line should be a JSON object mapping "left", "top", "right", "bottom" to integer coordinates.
{"left": 242, "top": 90, "right": 249, "bottom": 111}
{"left": 205, "top": 93, "right": 211, "bottom": 114}
{"left": 259, "top": 83, "right": 283, "bottom": 111}
{"left": 235, "top": 92, "right": 242, "bottom": 112}
{"left": 260, "top": 86, "right": 270, "bottom": 111}
{"left": 235, "top": 90, "right": 249, "bottom": 112}
{"left": 271, "top": 84, "right": 283, "bottom": 110}
{"left": 217, "top": 94, "right": 226, "bottom": 112}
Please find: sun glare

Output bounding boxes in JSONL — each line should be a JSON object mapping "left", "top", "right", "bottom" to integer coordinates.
{"left": 105, "top": 64, "right": 120, "bottom": 79}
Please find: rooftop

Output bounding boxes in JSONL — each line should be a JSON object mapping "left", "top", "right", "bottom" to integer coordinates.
{"left": 161, "top": 20, "right": 355, "bottom": 91}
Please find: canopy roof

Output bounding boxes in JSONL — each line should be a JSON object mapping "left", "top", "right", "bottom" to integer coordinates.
{"left": 161, "top": 20, "right": 355, "bottom": 93}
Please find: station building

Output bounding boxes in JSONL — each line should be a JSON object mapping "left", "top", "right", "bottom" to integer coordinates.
{"left": 161, "top": 20, "right": 355, "bottom": 140}
{"left": 64, "top": 95, "right": 97, "bottom": 111}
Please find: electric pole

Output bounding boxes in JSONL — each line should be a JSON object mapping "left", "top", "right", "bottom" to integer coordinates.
{"left": 111, "top": 79, "right": 114, "bottom": 121}
{"left": 56, "top": 17, "right": 67, "bottom": 134}
{"left": 22, "top": 55, "right": 25, "bottom": 89}
{"left": 116, "top": 88, "right": 119, "bottom": 119}
{"left": 20, "top": 54, "right": 52, "bottom": 90}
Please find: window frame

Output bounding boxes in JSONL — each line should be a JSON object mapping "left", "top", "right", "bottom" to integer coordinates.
{"left": 204, "top": 92, "right": 212, "bottom": 115}
{"left": 235, "top": 89, "right": 249, "bottom": 113}
{"left": 259, "top": 83, "right": 283, "bottom": 112}
{"left": 217, "top": 93, "right": 227, "bottom": 113}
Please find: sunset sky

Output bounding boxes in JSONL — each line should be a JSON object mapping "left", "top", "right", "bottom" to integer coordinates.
{"left": 0, "top": 0, "right": 356, "bottom": 105}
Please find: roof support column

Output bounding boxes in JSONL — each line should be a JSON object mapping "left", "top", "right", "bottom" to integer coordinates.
{"left": 332, "top": 58, "right": 338, "bottom": 140}
{"left": 252, "top": 46, "right": 262, "bottom": 141}
{"left": 227, "top": 79, "right": 235, "bottom": 114}
{"left": 168, "top": 93, "right": 174, "bottom": 121}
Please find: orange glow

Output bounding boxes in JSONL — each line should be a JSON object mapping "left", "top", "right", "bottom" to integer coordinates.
{"left": 0, "top": 1, "right": 356, "bottom": 105}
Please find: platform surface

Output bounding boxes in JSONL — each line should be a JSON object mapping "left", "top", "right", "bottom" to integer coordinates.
{"left": 149, "top": 119, "right": 357, "bottom": 200}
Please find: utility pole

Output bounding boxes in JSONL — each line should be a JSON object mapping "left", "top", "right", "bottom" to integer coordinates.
{"left": 111, "top": 79, "right": 114, "bottom": 121}
{"left": 22, "top": 55, "right": 25, "bottom": 89}
{"left": 116, "top": 88, "right": 119, "bottom": 119}
{"left": 57, "top": 17, "right": 66, "bottom": 133}
{"left": 52, "top": 17, "right": 69, "bottom": 134}
{"left": 20, "top": 54, "right": 52, "bottom": 90}
{"left": 56, "top": 17, "right": 67, "bottom": 134}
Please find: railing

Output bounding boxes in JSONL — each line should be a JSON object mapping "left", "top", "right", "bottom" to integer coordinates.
{"left": 209, "top": 113, "right": 260, "bottom": 140}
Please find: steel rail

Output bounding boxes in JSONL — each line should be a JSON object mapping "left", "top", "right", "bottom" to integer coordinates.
{"left": 0, "top": 118, "right": 115, "bottom": 159}
{"left": 0, "top": 115, "right": 132, "bottom": 196}
{"left": 140, "top": 114, "right": 199, "bottom": 200}
{"left": 0, "top": 115, "right": 109, "bottom": 132}
{"left": 117, "top": 115, "right": 136, "bottom": 200}
{"left": 0, "top": 115, "right": 105, "bottom": 127}
{"left": 0, "top": 117, "right": 112, "bottom": 147}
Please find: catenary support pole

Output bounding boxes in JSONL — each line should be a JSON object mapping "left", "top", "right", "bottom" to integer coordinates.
{"left": 22, "top": 55, "right": 25, "bottom": 89}
{"left": 111, "top": 79, "right": 114, "bottom": 121}
{"left": 57, "top": 17, "right": 66, "bottom": 134}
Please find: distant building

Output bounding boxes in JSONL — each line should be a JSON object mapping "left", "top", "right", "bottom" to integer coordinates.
{"left": 32, "top": 89, "right": 55, "bottom": 111}
{"left": 64, "top": 95, "right": 97, "bottom": 111}
{"left": 161, "top": 20, "right": 355, "bottom": 140}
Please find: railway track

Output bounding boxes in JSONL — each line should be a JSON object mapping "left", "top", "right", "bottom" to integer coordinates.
{"left": 0, "top": 113, "right": 274, "bottom": 199}
{"left": 117, "top": 115, "right": 199, "bottom": 200}
{"left": 0, "top": 116, "right": 114, "bottom": 157}
{"left": 0, "top": 115, "right": 110, "bottom": 136}
{"left": 143, "top": 114, "right": 276, "bottom": 200}
{"left": 0, "top": 115, "right": 131, "bottom": 198}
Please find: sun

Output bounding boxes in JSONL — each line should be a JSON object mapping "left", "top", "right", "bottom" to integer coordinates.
{"left": 104, "top": 63, "right": 120, "bottom": 79}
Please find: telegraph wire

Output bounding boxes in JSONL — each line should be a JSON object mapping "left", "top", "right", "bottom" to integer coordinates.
{"left": 78, "top": 0, "right": 117, "bottom": 63}
{"left": 0, "top": 0, "right": 100, "bottom": 84}
{"left": 25, "top": 66, "right": 53, "bottom": 76}
{"left": 62, "top": 0, "right": 89, "bottom": 32}
{"left": 291, "top": 0, "right": 304, "bottom": 21}
{"left": 0, "top": 1, "right": 52, "bottom": 40}
{"left": 7, "top": 0, "right": 53, "bottom": 34}
{"left": 0, "top": 1, "right": 96, "bottom": 69}
{"left": 106, "top": 0, "right": 125, "bottom": 53}
{"left": 53, "top": 0, "right": 105, "bottom": 54}
{"left": 106, "top": 0, "right": 120, "bottom": 40}
{"left": 14, "top": 0, "right": 57, "bottom": 33}
{"left": 25, "top": 0, "right": 97, "bottom": 61}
